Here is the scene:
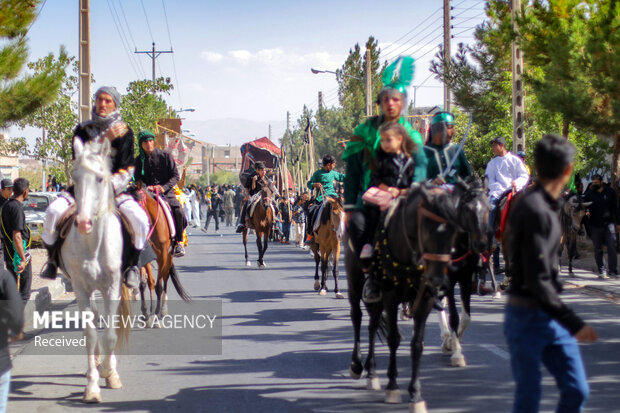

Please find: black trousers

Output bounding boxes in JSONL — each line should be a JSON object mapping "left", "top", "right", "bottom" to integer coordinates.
{"left": 164, "top": 194, "right": 187, "bottom": 243}
{"left": 590, "top": 224, "right": 618, "bottom": 274}
{"left": 204, "top": 210, "right": 220, "bottom": 231}
{"left": 4, "top": 257, "right": 31, "bottom": 303}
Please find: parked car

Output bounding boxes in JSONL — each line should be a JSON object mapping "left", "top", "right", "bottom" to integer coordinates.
{"left": 23, "top": 192, "right": 58, "bottom": 245}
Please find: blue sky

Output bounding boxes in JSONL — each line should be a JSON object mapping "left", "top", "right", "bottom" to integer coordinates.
{"left": 19, "top": 0, "right": 486, "bottom": 144}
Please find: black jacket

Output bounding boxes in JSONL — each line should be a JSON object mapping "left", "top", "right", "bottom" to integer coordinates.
{"left": 506, "top": 185, "right": 584, "bottom": 334}
{"left": 73, "top": 124, "right": 135, "bottom": 173}
{"left": 0, "top": 269, "right": 24, "bottom": 375}
{"left": 370, "top": 150, "right": 415, "bottom": 189}
{"left": 209, "top": 194, "right": 223, "bottom": 214}
{"left": 134, "top": 148, "right": 179, "bottom": 197}
{"left": 584, "top": 185, "right": 619, "bottom": 227}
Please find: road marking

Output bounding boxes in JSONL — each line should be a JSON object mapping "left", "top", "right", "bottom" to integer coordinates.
{"left": 480, "top": 344, "right": 510, "bottom": 360}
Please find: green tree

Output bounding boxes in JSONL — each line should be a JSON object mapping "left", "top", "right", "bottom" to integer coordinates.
{"left": 121, "top": 77, "right": 173, "bottom": 143}
{"left": 0, "top": 0, "right": 67, "bottom": 127}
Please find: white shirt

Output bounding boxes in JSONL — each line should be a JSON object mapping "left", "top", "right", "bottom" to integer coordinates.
{"left": 485, "top": 152, "right": 530, "bottom": 200}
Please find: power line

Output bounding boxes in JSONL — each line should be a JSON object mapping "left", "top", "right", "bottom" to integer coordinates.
{"left": 108, "top": 0, "right": 146, "bottom": 79}
{"left": 105, "top": 0, "right": 141, "bottom": 79}
{"left": 381, "top": 6, "right": 442, "bottom": 55}
{"left": 140, "top": 0, "right": 155, "bottom": 42}
{"left": 117, "top": 0, "right": 146, "bottom": 77}
{"left": 161, "top": 0, "right": 184, "bottom": 108}
{"left": 382, "top": 15, "right": 443, "bottom": 61}
{"left": 26, "top": 0, "right": 47, "bottom": 34}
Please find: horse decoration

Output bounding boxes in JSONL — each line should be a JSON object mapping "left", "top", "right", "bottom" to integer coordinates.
{"left": 559, "top": 193, "right": 591, "bottom": 275}
{"left": 309, "top": 196, "right": 345, "bottom": 298}
{"left": 345, "top": 183, "right": 462, "bottom": 412}
{"left": 435, "top": 177, "right": 491, "bottom": 367}
{"left": 129, "top": 184, "right": 191, "bottom": 324}
{"left": 243, "top": 186, "right": 275, "bottom": 268}
{"left": 60, "top": 138, "right": 131, "bottom": 403}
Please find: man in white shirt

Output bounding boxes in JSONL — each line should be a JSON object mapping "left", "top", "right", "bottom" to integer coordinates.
{"left": 486, "top": 137, "right": 530, "bottom": 272}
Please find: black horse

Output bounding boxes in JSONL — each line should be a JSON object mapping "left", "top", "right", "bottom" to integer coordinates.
{"left": 345, "top": 183, "right": 464, "bottom": 412}
{"left": 436, "top": 177, "right": 491, "bottom": 367}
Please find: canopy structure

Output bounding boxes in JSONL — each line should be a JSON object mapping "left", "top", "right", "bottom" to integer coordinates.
{"left": 240, "top": 137, "right": 293, "bottom": 191}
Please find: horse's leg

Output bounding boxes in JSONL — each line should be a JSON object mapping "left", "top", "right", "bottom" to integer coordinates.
{"left": 448, "top": 281, "right": 466, "bottom": 367}
{"left": 243, "top": 228, "right": 251, "bottom": 267}
{"left": 365, "top": 301, "right": 382, "bottom": 391}
{"left": 99, "top": 289, "right": 123, "bottom": 389}
{"left": 349, "top": 294, "right": 364, "bottom": 380}
{"left": 146, "top": 263, "right": 155, "bottom": 315}
{"left": 256, "top": 231, "right": 263, "bottom": 268}
{"left": 139, "top": 265, "right": 150, "bottom": 319}
{"left": 458, "top": 269, "right": 472, "bottom": 341}
{"left": 385, "top": 295, "right": 402, "bottom": 404}
{"left": 408, "top": 299, "right": 433, "bottom": 413}
{"left": 311, "top": 241, "right": 320, "bottom": 291}
{"left": 76, "top": 288, "right": 101, "bottom": 403}
{"left": 262, "top": 231, "right": 269, "bottom": 267}
{"left": 333, "top": 242, "right": 344, "bottom": 299}
{"left": 438, "top": 297, "right": 451, "bottom": 354}
{"left": 319, "top": 247, "right": 329, "bottom": 295}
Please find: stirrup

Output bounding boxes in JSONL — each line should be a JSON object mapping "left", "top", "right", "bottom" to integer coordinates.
{"left": 40, "top": 261, "right": 58, "bottom": 280}
{"left": 173, "top": 243, "right": 185, "bottom": 257}
{"left": 123, "top": 266, "right": 140, "bottom": 289}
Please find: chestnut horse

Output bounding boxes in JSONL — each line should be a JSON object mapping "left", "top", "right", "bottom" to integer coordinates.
{"left": 132, "top": 185, "right": 191, "bottom": 321}
{"left": 242, "top": 186, "right": 274, "bottom": 268}
{"left": 310, "top": 197, "right": 345, "bottom": 298}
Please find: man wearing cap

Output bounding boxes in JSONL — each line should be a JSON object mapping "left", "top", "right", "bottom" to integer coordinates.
{"left": 235, "top": 161, "right": 278, "bottom": 233}
{"left": 486, "top": 136, "right": 530, "bottom": 272}
{"left": 40, "top": 86, "right": 149, "bottom": 288}
{"left": 134, "top": 130, "right": 187, "bottom": 256}
{"left": 0, "top": 179, "right": 13, "bottom": 209}
{"left": 424, "top": 111, "right": 472, "bottom": 184}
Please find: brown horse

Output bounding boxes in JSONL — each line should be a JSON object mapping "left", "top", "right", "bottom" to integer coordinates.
{"left": 310, "top": 197, "right": 345, "bottom": 298}
{"left": 242, "top": 187, "right": 275, "bottom": 269}
{"left": 132, "top": 185, "right": 191, "bottom": 322}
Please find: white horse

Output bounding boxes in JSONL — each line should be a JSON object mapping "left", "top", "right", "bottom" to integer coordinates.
{"left": 61, "top": 138, "right": 131, "bottom": 403}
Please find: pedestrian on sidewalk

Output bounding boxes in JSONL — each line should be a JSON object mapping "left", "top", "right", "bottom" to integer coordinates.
{"left": 583, "top": 174, "right": 619, "bottom": 278}
{"left": 504, "top": 134, "right": 597, "bottom": 413}
{"left": 279, "top": 197, "right": 291, "bottom": 244}
{"left": 223, "top": 185, "right": 235, "bottom": 227}
{"left": 291, "top": 196, "right": 307, "bottom": 248}
{"left": 204, "top": 186, "right": 222, "bottom": 234}
{"left": 0, "top": 178, "right": 32, "bottom": 303}
{"left": 0, "top": 179, "right": 14, "bottom": 266}
{"left": 0, "top": 265, "right": 24, "bottom": 413}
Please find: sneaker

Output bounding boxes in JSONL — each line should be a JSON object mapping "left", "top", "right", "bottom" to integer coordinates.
{"left": 215, "top": 230, "right": 220, "bottom": 235}
{"left": 235, "top": 225, "right": 245, "bottom": 233}
{"left": 173, "top": 244, "right": 186, "bottom": 257}
{"left": 609, "top": 273, "right": 619, "bottom": 279}
{"left": 201, "top": 228, "right": 207, "bottom": 233}
{"left": 360, "top": 244, "right": 374, "bottom": 259}
{"left": 39, "top": 261, "right": 58, "bottom": 280}
{"left": 362, "top": 277, "right": 382, "bottom": 304}
{"left": 598, "top": 273, "right": 610, "bottom": 279}
{"left": 123, "top": 266, "right": 140, "bottom": 289}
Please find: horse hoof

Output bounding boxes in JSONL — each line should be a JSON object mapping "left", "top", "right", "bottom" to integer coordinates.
{"left": 385, "top": 389, "right": 402, "bottom": 404}
{"left": 83, "top": 390, "right": 102, "bottom": 403}
{"left": 441, "top": 340, "right": 453, "bottom": 354}
{"left": 409, "top": 401, "right": 428, "bottom": 413}
{"left": 349, "top": 364, "right": 363, "bottom": 380}
{"left": 493, "top": 291, "right": 502, "bottom": 299}
{"left": 106, "top": 372, "right": 123, "bottom": 389}
{"left": 451, "top": 355, "right": 466, "bottom": 367}
{"left": 245, "top": 261, "right": 251, "bottom": 267}
{"left": 259, "top": 263, "right": 266, "bottom": 269}
{"left": 146, "top": 315, "right": 159, "bottom": 328}
{"left": 313, "top": 280, "right": 320, "bottom": 291}
{"left": 319, "top": 289, "right": 326, "bottom": 296}
{"left": 366, "top": 377, "right": 381, "bottom": 391}
{"left": 335, "top": 292, "right": 345, "bottom": 299}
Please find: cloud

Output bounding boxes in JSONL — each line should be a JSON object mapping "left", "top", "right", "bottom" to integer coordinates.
{"left": 201, "top": 51, "right": 224, "bottom": 63}
{"left": 228, "top": 50, "right": 253, "bottom": 63}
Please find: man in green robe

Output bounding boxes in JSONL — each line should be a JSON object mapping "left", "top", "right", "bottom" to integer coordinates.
{"left": 424, "top": 111, "right": 472, "bottom": 184}
{"left": 342, "top": 56, "right": 428, "bottom": 303}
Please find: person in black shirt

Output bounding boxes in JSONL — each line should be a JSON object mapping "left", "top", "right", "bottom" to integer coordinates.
{"left": 0, "top": 179, "right": 12, "bottom": 209}
{"left": 1, "top": 178, "right": 32, "bottom": 303}
{"left": 134, "top": 130, "right": 187, "bottom": 257}
{"left": 504, "top": 134, "right": 597, "bottom": 413}
{"left": 0, "top": 267, "right": 24, "bottom": 411}
{"left": 279, "top": 197, "right": 291, "bottom": 244}
{"left": 204, "top": 185, "right": 222, "bottom": 234}
{"left": 235, "top": 162, "right": 277, "bottom": 233}
{"left": 583, "top": 174, "right": 619, "bottom": 278}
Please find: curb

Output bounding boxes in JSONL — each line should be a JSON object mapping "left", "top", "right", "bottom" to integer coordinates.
{"left": 23, "top": 276, "right": 73, "bottom": 331}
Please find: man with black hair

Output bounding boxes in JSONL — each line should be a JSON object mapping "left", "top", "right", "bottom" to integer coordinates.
{"left": 584, "top": 174, "right": 619, "bottom": 278}
{"left": 236, "top": 162, "right": 277, "bottom": 233}
{"left": 0, "top": 180, "right": 12, "bottom": 209}
{"left": 505, "top": 134, "right": 597, "bottom": 413}
{"left": 306, "top": 155, "right": 345, "bottom": 234}
{"left": 1, "top": 178, "right": 32, "bottom": 302}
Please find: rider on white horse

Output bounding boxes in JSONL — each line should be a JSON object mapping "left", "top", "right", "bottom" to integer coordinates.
{"left": 40, "top": 86, "right": 150, "bottom": 289}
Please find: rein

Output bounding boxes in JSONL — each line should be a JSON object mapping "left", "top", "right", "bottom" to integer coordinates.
{"left": 143, "top": 188, "right": 161, "bottom": 240}
{"left": 417, "top": 205, "right": 452, "bottom": 263}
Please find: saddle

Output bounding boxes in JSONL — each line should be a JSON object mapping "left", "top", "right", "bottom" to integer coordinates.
{"left": 495, "top": 191, "right": 515, "bottom": 240}
{"left": 57, "top": 204, "right": 137, "bottom": 245}
{"left": 248, "top": 194, "right": 275, "bottom": 221}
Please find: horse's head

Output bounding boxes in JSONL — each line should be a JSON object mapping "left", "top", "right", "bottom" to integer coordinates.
{"left": 327, "top": 197, "right": 345, "bottom": 241}
{"left": 71, "top": 138, "right": 114, "bottom": 234}
{"left": 415, "top": 184, "right": 459, "bottom": 297}
{"left": 452, "top": 176, "right": 491, "bottom": 254}
{"left": 260, "top": 186, "right": 273, "bottom": 211}
{"left": 563, "top": 194, "right": 591, "bottom": 232}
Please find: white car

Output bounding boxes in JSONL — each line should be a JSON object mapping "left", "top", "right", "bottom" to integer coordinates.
{"left": 23, "top": 192, "right": 58, "bottom": 244}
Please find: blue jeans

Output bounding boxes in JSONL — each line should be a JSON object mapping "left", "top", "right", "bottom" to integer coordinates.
{"left": 504, "top": 305, "right": 589, "bottom": 413}
{"left": 0, "top": 370, "right": 10, "bottom": 413}
{"left": 281, "top": 222, "right": 291, "bottom": 241}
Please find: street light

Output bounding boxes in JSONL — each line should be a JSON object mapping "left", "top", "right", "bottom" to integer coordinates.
{"left": 310, "top": 68, "right": 363, "bottom": 81}
{"left": 176, "top": 107, "right": 195, "bottom": 113}
{"left": 311, "top": 66, "right": 369, "bottom": 115}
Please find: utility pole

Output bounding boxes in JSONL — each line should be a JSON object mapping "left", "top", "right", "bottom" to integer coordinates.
{"left": 78, "top": 0, "right": 91, "bottom": 123}
{"left": 268, "top": 124, "right": 272, "bottom": 140}
{"left": 511, "top": 0, "right": 525, "bottom": 152}
{"left": 365, "top": 49, "right": 372, "bottom": 117}
{"left": 318, "top": 91, "right": 323, "bottom": 110}
{"left": 135, "top": 42, "right": 173, "bottom": 95}
{"left": 443, "top": 0, "right": 451, "bottom": 112}
{"left": 286, "top": 111, "right": 290, "bottom": 132}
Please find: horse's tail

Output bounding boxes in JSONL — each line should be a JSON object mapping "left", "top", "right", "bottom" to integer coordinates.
{"left": 115, "top": 284, "right": 132, "bottom": 353}
{"left": 169, "top": 264, "right": 192, "bottom": 302}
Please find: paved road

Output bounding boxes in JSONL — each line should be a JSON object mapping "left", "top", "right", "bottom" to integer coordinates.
{"left": 8, "top": 226, "right": 620, "bottom": 412}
